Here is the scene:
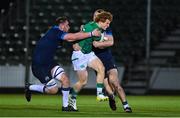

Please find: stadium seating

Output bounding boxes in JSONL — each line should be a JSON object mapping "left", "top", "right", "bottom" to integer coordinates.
{"left": 0, "top": 0, "right": 178, "bottom": 64}
{"left": 1, "top": 0, "right": 180, "bottom": 93}
{"left": 0, "top": 1, "right": 179, "bottom": 63}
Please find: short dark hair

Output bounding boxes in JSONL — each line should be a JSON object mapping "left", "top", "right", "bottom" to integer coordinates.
{"left": 55, "top": 16, "right": 68, "bottom": 25}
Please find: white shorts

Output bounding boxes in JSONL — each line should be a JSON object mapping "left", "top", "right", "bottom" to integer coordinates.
{"left": 71, "top": 51, "right": 97, "bottom": 71}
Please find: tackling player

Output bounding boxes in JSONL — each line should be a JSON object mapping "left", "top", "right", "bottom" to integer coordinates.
{"left": 24, "top": 16, "right": 101, "bottom": 111}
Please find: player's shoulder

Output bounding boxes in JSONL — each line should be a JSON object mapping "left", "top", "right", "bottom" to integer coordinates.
{"left": 83, "top": 21, "right": 96, "bottom": 32}
{"left": 51, "top": 25, "right": 64, "bottom": 32}
{"left": 51, "top": 25, "right": 59, "bottom": 30}
{"left": 84, "top": 21, "right": 95, "bottom": 27}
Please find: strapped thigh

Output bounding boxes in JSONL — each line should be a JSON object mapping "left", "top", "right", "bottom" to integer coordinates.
{"left": 52, "top": 66, "right": 65, "bottom": 80}
{"left": 45, "top": 78, "right": 57, "bottom": 89}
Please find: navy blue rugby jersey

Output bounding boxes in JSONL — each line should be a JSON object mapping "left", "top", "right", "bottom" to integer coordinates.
{"left": 92, "top": 27, "right": 113, "bottom": 54}
{"left": 32, "top": 26, "right": 67, "bottom": 65}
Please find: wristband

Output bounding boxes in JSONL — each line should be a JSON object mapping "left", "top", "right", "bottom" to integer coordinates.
{"left": 89, "top": 32, "right": 94, "bottom": 37}
{"left": 91, "top": 31, "right": 93, "bottom": 37}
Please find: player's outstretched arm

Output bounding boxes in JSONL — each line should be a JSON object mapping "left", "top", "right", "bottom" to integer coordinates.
{"left": 64, "top": 29, "right": 100, "bottom": 42}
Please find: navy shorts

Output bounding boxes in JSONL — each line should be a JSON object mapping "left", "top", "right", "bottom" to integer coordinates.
{"left": 31, "top": 62, "right": 57, "bottom": 83}
{"left": 95, "top": 50, "right": 117, "bottom": 77}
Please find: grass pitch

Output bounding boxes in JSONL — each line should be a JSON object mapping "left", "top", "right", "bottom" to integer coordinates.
{"left": 0, "top": 94, "right": 180, "bottom": 117}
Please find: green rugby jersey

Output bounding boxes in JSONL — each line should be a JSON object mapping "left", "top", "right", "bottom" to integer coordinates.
{"left": 78, "top": 21, "right": 103, "bottom": 54}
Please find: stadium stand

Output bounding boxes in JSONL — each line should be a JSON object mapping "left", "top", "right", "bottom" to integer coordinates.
{"left": 1, "top": 0, "right": 180, "bottom": 94}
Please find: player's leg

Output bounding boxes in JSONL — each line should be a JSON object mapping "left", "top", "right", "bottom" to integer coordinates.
{"left": 25, "top": 65, "right": 72, "bottom": 111}
{"left": 70, "top": 50, "right": 89, "bottom": 111}
{"left": 103, "top": 77, "right": 116, "bottom": 111}
{"left": 25, "top": 65, "right": 50, "bottom": 102}
{"left": 71, "top": 70, "right": 88, "bottom": 98}
{"left": 87, "top": 53, "right": 108, "bottom": 101}
{"left": 108, "top": 68, "right": 132, "bottom": 113}
{"left": 26, "top": 78, "right": 58, "bottom": 95}
{"left": 69, "top": 70, "right": 88, "bottom": 111}
{"left": 104, "top": 77, "right": 113, "bottom": 95}
{"left": 51, "top": 66, "right": 72, "bottom": 111}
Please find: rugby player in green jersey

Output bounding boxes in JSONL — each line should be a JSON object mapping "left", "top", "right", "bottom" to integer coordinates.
{"left": 69, "top": 11, "right": 113, "bottom": 111}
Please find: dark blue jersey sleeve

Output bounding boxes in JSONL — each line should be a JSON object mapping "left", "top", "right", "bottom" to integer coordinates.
{"left": 59, "top": 32, "right": 68, "bottom": 40}
{"left": 53, "top": 26, "right": 67, "bottom": 40}
{"left": 105, "top": 27, "right": 112, "bottom": 36}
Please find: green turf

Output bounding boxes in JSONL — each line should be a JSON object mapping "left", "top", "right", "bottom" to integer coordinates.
{"left": 0, "top": 94, "right": 180, "bottom": 117}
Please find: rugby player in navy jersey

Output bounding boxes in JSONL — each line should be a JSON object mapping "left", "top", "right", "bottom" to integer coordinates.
{"left": 92, "top": 9, "right": 132, "bottom": 113}
{"left": 24, "top": 16, "right": 101, "bottom": 111}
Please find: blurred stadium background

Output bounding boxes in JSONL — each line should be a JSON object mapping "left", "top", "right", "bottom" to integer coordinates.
{"left": 0, "top": 0, "right": 180, "bottom": 95}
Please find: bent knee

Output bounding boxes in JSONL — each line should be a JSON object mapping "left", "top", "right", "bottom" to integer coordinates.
{"left": 79, "top": 79, "right": 88, "bottom": 86}
{"left": 46, "top": 87, "right": 58, "bottom": 94}
{"left": 115, "top": 84, "right": 123, "bottom": 91}
{"left": 82, "top": 81, "right": 87, "bottom": 86}
{"left": 60, "top": 74, "right": 70, "bottom": 85}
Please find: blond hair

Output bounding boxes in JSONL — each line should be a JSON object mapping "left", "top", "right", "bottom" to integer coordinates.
{"left": 94, "top": 11, "right": 113, "bottom": 23}
{"left": 93, "top": 9, "right": 105, "bottom": 21}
